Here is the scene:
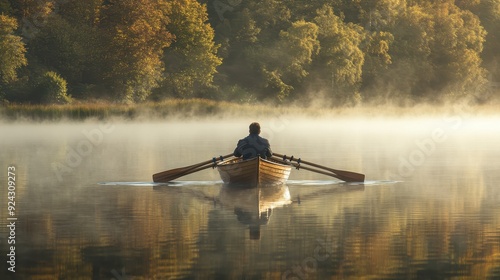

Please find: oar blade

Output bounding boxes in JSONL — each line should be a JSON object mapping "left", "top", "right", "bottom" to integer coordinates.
{"left": 329, "top": 168, "right": 365, "bottom": 182}
{"left": 331, "top": 171, "right": 365, "bottom": 183}
{"left": 153, "top": 171, "right": 177, "bottom": 183}
{"left": 153, "top": 167, "right": 188, "bottom": 182}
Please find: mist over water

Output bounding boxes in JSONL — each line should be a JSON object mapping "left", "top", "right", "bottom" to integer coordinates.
{"left": 1, "top": 116, "right": 500, "bottom": 279}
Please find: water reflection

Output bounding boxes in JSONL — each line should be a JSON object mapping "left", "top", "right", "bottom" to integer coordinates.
{"left": 218, "top": 185, "right": 292, "bottom": 240}
{"left": 2, "top": 120, "right": 500, "bottom": 279}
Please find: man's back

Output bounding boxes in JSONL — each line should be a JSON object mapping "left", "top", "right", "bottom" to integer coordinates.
{"left": 234, "top": 134, "right": 272, "bottom": 160}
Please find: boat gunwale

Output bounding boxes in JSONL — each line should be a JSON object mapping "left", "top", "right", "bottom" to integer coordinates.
{"left": 218, "top": 157, "right": 291, "bottom": 168}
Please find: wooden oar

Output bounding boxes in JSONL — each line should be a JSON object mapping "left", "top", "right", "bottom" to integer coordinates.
{"left": 155, "top": 162, "right": 217, "bottom": 183}
{"left": 272, "top": 157, "right": 348, "bottom": 180}
{"left": 273, "top": 153, "right": 365, "bottom": 182}
{"left": 153, "top": 154, "right": 233, "bottom": 182}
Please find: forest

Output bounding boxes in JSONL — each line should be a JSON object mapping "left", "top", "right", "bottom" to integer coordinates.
{"left": 0, "top": 0, "right": 499, "bottom": 106}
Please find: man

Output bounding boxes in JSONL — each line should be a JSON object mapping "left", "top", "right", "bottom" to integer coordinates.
{"left": 234, "top": 122, "right": 272, "bottom": 160}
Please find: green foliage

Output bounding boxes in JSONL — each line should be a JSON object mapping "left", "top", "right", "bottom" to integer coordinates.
{"left": 29, "top": 16, "right": 99, "bottom": 85}
{"left": 3, "top": 0, "right": 498, "bottom": 105}
{"left": 357, "top": 1, "right": 488, "bottom": 102}
{"left": 470, "top": 0, "right": 500, "bottom": 87}
{"left": 279, "top": 20, "right": 320, "bottom": 79}
{"left": 0, "top": 0, "right": 13, "bottom": 15}
{"left": 368, "top": 4, "right": 435, "bottom": 100}
{"left": 261, "top": 68, "right": 294, "bottom": 101}
{"left": 21, "top": 1, "right": 108, "bottom": 102}
{"left": 430, "top": 3, "right": 487, "bottom": 94}
{"left": 35, "top": 71, "right": 72, "bottom": 104}
{"left": 265, "top": 20, "right": 319, "bottom": 101}
{"left": 311, "top": 5, "right": 364, "bottom": 104}
{"left": 160, "top": 0, "right": 222, "bottom": 98}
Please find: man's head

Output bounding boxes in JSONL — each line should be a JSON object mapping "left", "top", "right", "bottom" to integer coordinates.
{"left": 249, "top": 122, "right": 261, "bottom": 135}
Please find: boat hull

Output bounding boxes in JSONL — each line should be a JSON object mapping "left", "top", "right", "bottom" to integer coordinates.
{"left": 217, "top": 157, "right": 291, "bottom": 186}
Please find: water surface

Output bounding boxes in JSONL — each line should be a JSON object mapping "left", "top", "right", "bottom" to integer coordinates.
{"left": 1, "top": 117, "right": 500, "bottom": 279}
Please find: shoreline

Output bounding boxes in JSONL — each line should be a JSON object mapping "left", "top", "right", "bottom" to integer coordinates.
{"left": 1, "top": 98, "right": 500, "bottom": 122}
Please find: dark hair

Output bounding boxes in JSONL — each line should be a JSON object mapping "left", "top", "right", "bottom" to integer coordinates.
{"left": 249, "top": 122, "right": 261, "bottom": 134}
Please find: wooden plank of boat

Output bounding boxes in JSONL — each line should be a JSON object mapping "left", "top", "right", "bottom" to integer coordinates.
{"left": 217, "top": 157, "right": 292, "bottom": 186}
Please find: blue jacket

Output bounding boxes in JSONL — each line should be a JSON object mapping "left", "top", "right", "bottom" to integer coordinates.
{"left": 233, "top": 134, "right": 272, "bottom": 160}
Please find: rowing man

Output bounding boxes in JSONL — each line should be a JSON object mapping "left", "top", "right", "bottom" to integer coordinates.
{"left": 234, "top": 122, "right": 273, "bottom": 160}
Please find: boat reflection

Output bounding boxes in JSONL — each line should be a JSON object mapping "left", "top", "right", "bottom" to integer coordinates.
{"left": 218, "top": 184, "right": 292, "bottom": 240}
{"left": 153, "top": 182, "right": 365, "bottom": 240}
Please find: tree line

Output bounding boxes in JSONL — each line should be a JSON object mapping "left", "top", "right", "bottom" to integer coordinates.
{"left": 1, "top": 0, "right": 499, "bottom": 105}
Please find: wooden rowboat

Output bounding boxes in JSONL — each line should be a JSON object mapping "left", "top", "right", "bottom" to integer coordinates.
{"left": 217, "top": 157, "right": 292, "bottom": 186}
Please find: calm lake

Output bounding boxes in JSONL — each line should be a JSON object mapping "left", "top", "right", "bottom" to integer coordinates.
{"left": 1, "top": 116, "right": 500, "bottom": 279}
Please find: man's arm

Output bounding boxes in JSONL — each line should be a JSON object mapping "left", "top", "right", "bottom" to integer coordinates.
{"left": 265, "top": 140, "right": 272, "bottom": 158}
{"left": 233, "top": 139, "right": 243, "bottom": 157}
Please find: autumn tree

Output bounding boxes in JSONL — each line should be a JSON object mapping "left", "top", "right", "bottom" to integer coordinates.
{"left": 372, "top": 4, "right": 435, "bottom": 100}
{"left": 1, "top": 0, "right": 498, "bottom": 104}
{"left": 256, "top": 20, "right": 319, "bottom": 101}
{"left": 360, "top": 1, "right": 487, "bottom": 101}
{"left": 311, "top": 5, "right": 365, "bottom": 104}
{"left": 11, "top": 0, "right": 56, "bottom": 41}
{"left": 100, "top": 0, "right": 174, "bottom": 102}
{"left": 429, "top": 2, "right": 487, "bottom": 97}
{"left": 0, "top": 15, "right": 27, "bottom": 84}
{"left": 469, "top": 0, "right": 500, "bottom": 94}
{"left": 159, "top": 0, "right": 222, "bottom": 98}
{"left": 210, "top": 0, "right": 294, "bottom": 101}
